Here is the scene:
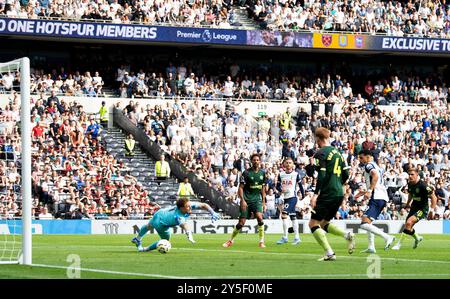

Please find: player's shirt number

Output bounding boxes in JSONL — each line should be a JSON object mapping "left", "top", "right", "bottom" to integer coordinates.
{"left": 333, "top": 159, "right": 342, "bottom": 177}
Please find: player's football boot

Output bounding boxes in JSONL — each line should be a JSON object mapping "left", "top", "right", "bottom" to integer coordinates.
{"left": 131, "top": 237, "right": 142, "bottom": 248}
{"left": 317, "top": 253, "right": 336, "bottom": 261}
{"left": 392, "top": 243, "right": 401, "bottom": 250}
{"left": 384, "top": 236, "right": 396, "bottom": 250}
{"left": 413, "top": 236, "right": 423, "bottom": 249}
{"left": 259, "top": 242, "right": 266, "bottom": 248}
{"left": 222, "top": 240, "right": 234, "bottom": 248}
{"left": 292, "top": 238, "right": 301, "bottom": 245}
{"left": 276, "top": 237, "right": 289, "bottom": 244}
{"left": 137, "top": 246, "right": 145, "bottom": 252}
{"left": 346, "top": 232, "right": 355, "bottom": 254}
{"left": 360, "top": 248, "right": 376, "bottom": 254}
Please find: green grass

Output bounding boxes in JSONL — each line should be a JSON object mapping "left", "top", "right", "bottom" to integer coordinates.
{"left": 1, "top": 234, "right": 450, "bottom": 279}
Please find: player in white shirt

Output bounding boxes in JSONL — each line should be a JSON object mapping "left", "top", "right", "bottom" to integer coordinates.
{"left": 356, "top": 150, "right": 396, "bottom": 253}
{"left": 276, "top": 158, "right": 305, "bottom": 245}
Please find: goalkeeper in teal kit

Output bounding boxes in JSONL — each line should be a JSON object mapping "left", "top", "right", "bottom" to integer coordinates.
{"left": 131, "top": 197, "right": 220, "bottom": 252}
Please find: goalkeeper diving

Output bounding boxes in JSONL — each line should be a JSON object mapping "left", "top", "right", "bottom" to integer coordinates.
{"left": 131, "top": 197, "right": 220, "bottom": 251}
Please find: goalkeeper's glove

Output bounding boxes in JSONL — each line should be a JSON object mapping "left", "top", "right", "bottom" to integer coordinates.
{"left": 186, "top": 231, "right": 196, "bottom": 244}
{"left": 211, "top": 212, "right": 220, "bottom": 222}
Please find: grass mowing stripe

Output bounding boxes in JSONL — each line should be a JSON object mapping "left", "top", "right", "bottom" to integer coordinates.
{"left": 21, "top": 234, "right": 449, "bottom": 279}
{"left": 172, "top": 247, "right": 450, "bottom": 265}
{"left": 30, "top": 264, "right": 450, "bottom": 279}
{"left": 31, "top": 244, "right": 450, "bottom": 265}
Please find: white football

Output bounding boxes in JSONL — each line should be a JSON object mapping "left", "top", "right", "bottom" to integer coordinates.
{"left": 157, "top": 239, "right": 171, "bottom": 253}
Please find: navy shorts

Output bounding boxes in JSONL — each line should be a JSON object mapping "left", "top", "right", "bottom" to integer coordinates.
{"left": 282, "top": 197, "right": 298, "bottom": 216}
{"left": 364, "top": 199, "right": 387, "bottom": 221}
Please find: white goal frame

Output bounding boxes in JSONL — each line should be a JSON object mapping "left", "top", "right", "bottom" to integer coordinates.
{"left": 0, "top": 57, "right": 32, "bottom": 265}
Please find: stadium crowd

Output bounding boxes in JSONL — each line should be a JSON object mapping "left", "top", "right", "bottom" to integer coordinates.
{"left": 1, "top": 0, "right": 450, "bottom": 37}
{"left": 113, "top": 62, "right": 450, "bottom": 107}
{"left": 122, "top": 80, "right": 450, "bottom": 221}
{"left": 116, "top": 63, "right": 449, "bottom": 105}
{"left": 0, "top": 68, "right": 105, "bottom": 97}
{"left": 0, "top": 0, "right": 236, "bottom": 28}
{"left": 246, "top": 0, "right": 450, "bottom": 37}
{"left": 0, "top": 91, "right": 161, "bottom": 220}
{"left": 1, "top": 60, "right": 450, "bottom": 221}
{"left": 3, "top": 61, "right": 449, "bottom": 107}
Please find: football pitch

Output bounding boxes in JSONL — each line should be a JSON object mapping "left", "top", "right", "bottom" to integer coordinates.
{"left": 1, "top": 234, "right": 450, "bottom": 279}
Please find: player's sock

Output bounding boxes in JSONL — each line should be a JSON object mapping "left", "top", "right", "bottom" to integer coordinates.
{"left": 361, "top": 223, "right": 390, "bottom": 241}
{"left": 144, "top": 241, "right": 158, "bottom": 252}
{"left": 323, "top": 223, "right": 345, "bottom": 238}
{"left": 398, "top": 228, "right": 414, "bottom": 245}
{"left": 368, "top": 232, "right": 375, "bottom": 250}
{"left": 411, "top": 229, "right": 420, "bottom": 241}
{"left": 137, "top": 224, "right": 149, "bottom": 240}
{"left": 311, "top": 226, "right": 333, "bottom": 255}
{"left": 231, "top": 228, "right": 241, "bottom": 241}
{"left": 231, "top": 224, "right": 243, "bottom": 241}
{"left": 258, "top": 222, "right": 265, "bottom": 243}
{"left": 292, "top": 218, "right": 300, "bottom": 240}
{"left": 282, "top": 218, "right": 289, "bottom": 239}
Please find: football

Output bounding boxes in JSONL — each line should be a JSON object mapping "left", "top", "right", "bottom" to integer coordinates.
{"left": 156, "top": 239, "right": 171, "bottom": 254}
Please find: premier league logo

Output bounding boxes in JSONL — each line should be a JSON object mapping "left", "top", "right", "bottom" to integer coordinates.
{"left": 339, "top": 35, "right": 348, "bottom": 47}
{"left": 202, "top": 30, "right": 212, "bottom": 42}
{"left": 321, "top": 34, "right": 332, "bottom": 47}
{"left": 355, "top": 36, "right": 363, "bottom": 48}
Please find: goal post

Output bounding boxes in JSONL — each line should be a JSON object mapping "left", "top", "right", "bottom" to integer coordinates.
{"left": 20, "top": 57, "right": 32, "bottom": 266}
{"left": 0, "top": 57, "right": 32, "bottom": 265}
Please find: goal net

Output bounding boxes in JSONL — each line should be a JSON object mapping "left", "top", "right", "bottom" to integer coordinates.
{"left": 0, "top": 58, "right": 32, "bottom": 265}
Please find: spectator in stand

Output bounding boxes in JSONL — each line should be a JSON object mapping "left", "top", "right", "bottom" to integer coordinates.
{"left": 86, "top": 118, "right": 101, "bottom": 140}
{"left": 124, "top": 134, "right": 135, "bottom": 156}
{"left": 31, "top": 121, "right": 45, "bottom": 143}
{"left": 378, "top": 206, "right": 392, "bottom": 220}
{"left": 38, "top": 206, "right": 53, "bottom": 220}
{"left": 98, "top": 101, "right": 108, "bottom": 128}
{"left": 155, "top": 154, "right": 171, "bottom": 182}
{"left": 264, "top": 188, "right": 277, "bottom": 219}
{"left": 362, "top": 136, "right": 375, "bottom": 151}
{"left": 178, "top": 176, "right": 195, "bottom": 198}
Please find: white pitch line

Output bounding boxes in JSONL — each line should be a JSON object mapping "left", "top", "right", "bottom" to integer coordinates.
{"left": 28, "top": 264, "right": 450, "bottom": 279}
{"left": 31, "top": 263, "right": 188, "bottom": 279}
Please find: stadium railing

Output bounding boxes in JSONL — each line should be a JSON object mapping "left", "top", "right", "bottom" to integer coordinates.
{"left": 22, "top": 91, "right": 430, "bottom": 106}
{"left": 0, "top": 15, "right": 251, "bottom": 30}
